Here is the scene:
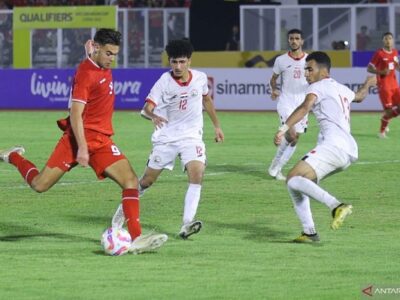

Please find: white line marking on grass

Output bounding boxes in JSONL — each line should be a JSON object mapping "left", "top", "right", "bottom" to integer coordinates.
{"left": 1, "top": 160, "right": 399, "bottom": 189}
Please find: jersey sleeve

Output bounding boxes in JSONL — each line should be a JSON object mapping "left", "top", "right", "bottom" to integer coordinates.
{"left": 369, "top": 51, "right": 380, "bottom": 69}
{"left": 146, "top": 76, "right": 164, "bottom": 107}
{"left": 272, "top": 56, "right": 282, "bottom": 75}
{"left": 344, "top": 86, "right": 356, "bottom": 103}
{"left": 71, "top": 70, "right": 92, "bottom": 104}
{"left": 201, "top": 72, "right": 209, "bottom": 96}
{"left": 305, "top": 81, "right": 323, "bottom": 104}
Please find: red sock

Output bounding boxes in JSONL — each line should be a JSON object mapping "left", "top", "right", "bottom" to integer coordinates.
{"left": 380, "top": 116, "right": 391, "bottom": 133}
{"left": 9, "top": 152, "right": 39, "bottom": 186}
{"left": 392, "top": 107, "right": 399, "bottom": 118}
{"left": 122, "top": 189, "right": 141, "bottom": 240}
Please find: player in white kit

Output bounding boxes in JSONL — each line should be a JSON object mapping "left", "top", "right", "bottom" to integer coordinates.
{"left": 274, "top": 51, "right": 376, "bottom": 243}
{"left": 112, "top": 39, "right": 224, "bottom": 239}
{"left": 268, "top": 29, "right": 309, "bottom": 180}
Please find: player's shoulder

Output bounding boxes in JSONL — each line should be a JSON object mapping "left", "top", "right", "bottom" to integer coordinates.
{"left": 190, "top": 69, "right": 207, "bottom": 79}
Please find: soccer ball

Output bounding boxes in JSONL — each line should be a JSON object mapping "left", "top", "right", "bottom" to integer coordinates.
{"left": 101, "top": 227, "right": 132, "bottom": 256}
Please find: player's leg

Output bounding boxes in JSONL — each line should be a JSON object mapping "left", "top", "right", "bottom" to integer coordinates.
{"left": 178, "top": 141, "right": 206, "bottom": 239}
{"left": 103, "top": 158, "right": 168, "bottom": 254}
{"left": 139, "top": 166, "right": 163, "bottom": 195}
{"left": 178, "top": 160, "right": 205, "bottom": 239}
{"left": 269, "top": 105, "right": 306, "bottom": 180}
{"left": 111, "top": 144, "right": 172, "bottom": 231}
{"left": 287, "top": 145, "right": 353, "bottom": 232}
{"left": 103, "top": 158, "right": 141, "bottom": 238}
{"left": 1, "top": 142, "right": 68, "bottom": 192}
{"left": 378, "top": 89, "right": 393, "bottom": 138}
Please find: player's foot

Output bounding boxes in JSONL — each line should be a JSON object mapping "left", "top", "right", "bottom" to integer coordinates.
{"left": 129, "top": 233, "right": 168, "bottom": 254}
{"left": 275, "top": 170, "right": 286, "bottom": 181}
{"left": 331, "top": 203, "right": 353, "bottom": 230}
{"left": 378, "top": 132, "right": 387, "bottom": 139}
{"left": 268, "top": 161, "right": 279, "bottom": 177}
{"left": 179, "top": 220, "right": 203, "bottom": 239}
{"left": 0, "top": 146, "right": 25, "bottom": 163}
{"left": 111, "top": 204, "right": 124, "bottom": 229}
{"left": 293, "top": 232, "right": 320, "bottom": 243}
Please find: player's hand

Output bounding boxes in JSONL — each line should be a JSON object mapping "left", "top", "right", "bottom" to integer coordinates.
{"left": 380, "top": 68, "right": 390, "bottom": 76}
{"left": 214, "top": 127, "right": 224, "bottom": 143}
{"left": 151, "top": 115, "right": 168, "bottom": 129}
{"left": 76, "top": 147, "right": 89, "bottom": 167}
{"left": 274, "top": 130, "right": 285, "bottom": 146}
{"left": 85, "top": 39, "right": 94, "bottom": 58}
{"left": 271, "top": 89, "right": 280, "bottom": 101}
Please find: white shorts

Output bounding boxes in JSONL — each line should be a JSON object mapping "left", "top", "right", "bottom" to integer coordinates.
{"left": 147, "top": 140, "right": 206, "bottom": 171}
{"left": 302, "top": 144, "right": 353, "bottom": 181}
{"left": 277, "top": 97, "right": 308, "bottom": 134}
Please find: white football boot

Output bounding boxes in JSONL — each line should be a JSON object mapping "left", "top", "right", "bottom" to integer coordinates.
{"left": 129, "top": 233, "right": 168, "bottom": 254}
{"left": 0, "top": 146, "right": 25, "bottom": 163}
{"left": 179, "top": 220, "right": 203, "bottom": 239}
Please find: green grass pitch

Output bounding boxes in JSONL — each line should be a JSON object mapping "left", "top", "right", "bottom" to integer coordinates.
{"left": 0, "top": 110, "right": 399, "bottom": 300}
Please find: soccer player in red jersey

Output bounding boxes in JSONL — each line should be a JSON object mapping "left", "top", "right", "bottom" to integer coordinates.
{"left": 367, "top": 32, "right": 400, "bottom": 138}
{"left": 0, "top": 28, "right": 167, "bottom": 254}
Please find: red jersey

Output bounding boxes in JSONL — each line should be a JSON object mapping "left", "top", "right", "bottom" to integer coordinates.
{"left": 70, "top": 58, "right": 115, "bottom": 135}
{"left": 369, "top": 48, "right": 399, "bottom": 89}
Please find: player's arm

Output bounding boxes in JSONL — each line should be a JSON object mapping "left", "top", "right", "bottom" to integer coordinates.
{"left": 70, "top": 101, "right": 89, "bottom": 167}
{"left": 269, "top": 73, "right": 280, "bottom": 100}
{"left": 140, "top": 100, "right": 168, "bottom": 129}
{"left": 353, "top": 76, "right": 376, "bottom": 103}
{"left": 274, "top": 94, "right": 315, "bottom": 146}
{"left": 203, "top": 94, "right": 224, "bottom": 143}
{"left": 367, "top": 63, "right": 389, "bottom": 76}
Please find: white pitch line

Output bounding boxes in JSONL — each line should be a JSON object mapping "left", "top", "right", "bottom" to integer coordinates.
{"left": 1, "top": 160, "right": 399, "bottom": 190}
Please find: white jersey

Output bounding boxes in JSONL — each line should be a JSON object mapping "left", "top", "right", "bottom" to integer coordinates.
{"left": 146, "top": 69, "right": 208, "bottom": 144}
{"left": 307, "top": 78, "right": 357, "bottom": 159}
{"left": 272, "top": 52, "right": 309, "bottom": 106}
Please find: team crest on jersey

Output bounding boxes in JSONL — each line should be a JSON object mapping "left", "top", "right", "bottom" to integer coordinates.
{"left": 190, "top": 89, "right": 198, "bottom": 98}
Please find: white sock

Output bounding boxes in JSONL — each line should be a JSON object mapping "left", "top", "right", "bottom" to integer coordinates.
{"left": 287, "top": 183, "right": 316, "bottom": 235}
{"left": 270, "top": 137, "right": 289, "bottom": 174}
{"left": 287, "top": 176, "right": 341, "bottom": 210}
{"left": 183, "top": 183, "right": 202, "bottom": 225}
{"left": 273, "top": 136, "right": 289, "bottom": 162}
{"left": 280, "top": 144, "right": 297, "bottom": 168}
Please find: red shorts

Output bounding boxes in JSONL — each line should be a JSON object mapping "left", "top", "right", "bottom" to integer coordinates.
{"left": 46, "top": 129, "right": 126, "bottom": 179}
{"left": 378, "top": 86, "right": 400, "bottom": 109}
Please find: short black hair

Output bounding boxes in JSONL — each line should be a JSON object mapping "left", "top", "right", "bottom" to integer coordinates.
{"left": 94, "top": 28, "right": 122, "bottom": 46}
{"left": 165, "top": 39, "right": 194, "bottom": 59}
{"left": 306, "top": 51, "right": 331, "bottom": 72}
{"left": 287, "top": 28, "right": 303, "bottom": 38}
{"left": 383, "top": 32, "right": 393, "bottom": 38}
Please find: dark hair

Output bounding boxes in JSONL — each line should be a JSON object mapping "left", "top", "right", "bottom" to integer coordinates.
{"left": 382, "top": 32, "right": 393, "bottom": 38}
{"left": 306, "top": 51, "right": 331, "bottom": 71}
{"left": 165, "top": 39, "right": 194, "bottom": 59}
{"left": 94, "top": 28, "right": 122, "bottom": 46}
{"left": 287, "top": 28, "right": 303, "bottom": 38}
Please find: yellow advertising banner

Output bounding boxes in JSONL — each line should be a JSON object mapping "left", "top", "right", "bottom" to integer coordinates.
{"left": 163, "top": 50, "right": 351, "bottom": 68}
{"left": 13, "top": 6, "right": 116, "bottom": 30}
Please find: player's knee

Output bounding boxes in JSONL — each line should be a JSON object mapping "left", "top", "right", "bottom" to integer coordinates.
{"left": 30, "top": 181, "right": 50, "bottom": 193}
{"left": 287, "top": 176, "right": 302, "bottom": 190}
